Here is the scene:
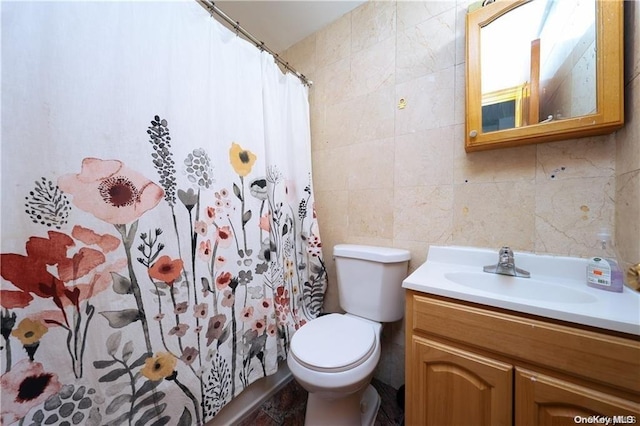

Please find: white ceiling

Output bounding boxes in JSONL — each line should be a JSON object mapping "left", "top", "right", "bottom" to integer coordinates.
{"left": 212, "top": 1, "right": 366, "bottom": 53}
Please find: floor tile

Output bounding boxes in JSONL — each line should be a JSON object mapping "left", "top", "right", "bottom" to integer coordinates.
{"left": 238, "top": 378, "right": 404, "bottom": 425}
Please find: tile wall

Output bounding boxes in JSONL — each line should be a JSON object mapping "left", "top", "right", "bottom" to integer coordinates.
{"left": 281, "top": 0, "right": 640, "bottom": 389}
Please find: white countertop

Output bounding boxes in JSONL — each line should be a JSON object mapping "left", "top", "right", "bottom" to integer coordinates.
{"left": 402, "top": 246, "right": 640, "bottom": 336}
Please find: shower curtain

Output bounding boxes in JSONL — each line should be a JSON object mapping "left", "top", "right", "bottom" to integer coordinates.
{"left": 0, "top": 1, "right": 326, "bottom": 424}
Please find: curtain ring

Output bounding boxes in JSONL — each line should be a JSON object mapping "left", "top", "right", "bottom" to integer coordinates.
{"left": 234, "top": 21, "right": 240, "bottom": 37}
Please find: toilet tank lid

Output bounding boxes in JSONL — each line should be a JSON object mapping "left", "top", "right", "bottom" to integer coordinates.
{"left": 333, "top": 244, "right": 411, "bottom": 263}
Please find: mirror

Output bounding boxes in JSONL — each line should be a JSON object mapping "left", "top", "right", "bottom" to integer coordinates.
{"left": 465, "top": 0, "right": 624, "bottom": 152}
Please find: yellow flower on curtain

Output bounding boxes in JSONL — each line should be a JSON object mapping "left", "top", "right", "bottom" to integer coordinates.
{"left": 11, "top": 318, "right": 48, "bottom": 346}
{"left": 229, "top": 143, "right": 257, "bottom": 176}
{"left": 140, "top": 352, "right": 177, "bottom": 381}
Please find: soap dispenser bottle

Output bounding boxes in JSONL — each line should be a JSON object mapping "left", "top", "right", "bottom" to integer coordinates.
{"left": 586, "top": 229, "right": 624, "bottom": 292}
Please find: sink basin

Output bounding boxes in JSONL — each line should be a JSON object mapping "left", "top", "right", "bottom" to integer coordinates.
{"left": 444, "top": 272, "right": 598, "bottom": 304}
{"left": 402, "top": 245, "right": 640, "bottom": 335}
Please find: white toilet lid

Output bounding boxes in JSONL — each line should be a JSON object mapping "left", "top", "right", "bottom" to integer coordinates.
{"left": 290, "top": 314, "right": 375, "bottom": 372}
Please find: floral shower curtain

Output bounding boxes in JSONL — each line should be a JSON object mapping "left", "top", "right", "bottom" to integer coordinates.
{"left": 0, "top": 1, "right": 326, "bottom": 425}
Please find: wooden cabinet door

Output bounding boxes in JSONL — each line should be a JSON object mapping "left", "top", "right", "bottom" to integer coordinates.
{"left": 515, "top": 368, "right": 640, "bottom": 426}
{"left": 406, "top": 337, "right": 513, "bottom": 426}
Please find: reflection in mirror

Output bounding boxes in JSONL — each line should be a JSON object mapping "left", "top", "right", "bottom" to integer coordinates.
{"left": 480, "top": 0, "right": 595, "bottom": 133}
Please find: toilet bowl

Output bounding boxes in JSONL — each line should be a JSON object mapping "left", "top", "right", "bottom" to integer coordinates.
{"left": 287, "top": 244, "right": 411, "bottom": 426}
{"left": 287, "top": 313, "right": 382, "bottom": 426}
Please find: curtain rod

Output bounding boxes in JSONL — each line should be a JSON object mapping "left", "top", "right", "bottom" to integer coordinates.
{"left": 196, "top": 0, "right": 313, "bottom": 87}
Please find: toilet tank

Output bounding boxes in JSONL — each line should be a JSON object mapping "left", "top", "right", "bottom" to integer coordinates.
{"left": 333, "top": 244, "right": 411, "bottom": 323}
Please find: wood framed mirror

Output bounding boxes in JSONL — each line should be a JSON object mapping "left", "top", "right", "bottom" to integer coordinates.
{"left": 465, "top": 0, "right": 624, "bottom": 152}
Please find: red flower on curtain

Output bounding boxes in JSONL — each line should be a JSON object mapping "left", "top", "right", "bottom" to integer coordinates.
{"left": 0, "top": 231, "right": 110, "bottom": 308}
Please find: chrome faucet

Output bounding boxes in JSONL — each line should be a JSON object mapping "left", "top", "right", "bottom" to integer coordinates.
{"left": 483, "top": 246, "right": 530, "bottom": 278}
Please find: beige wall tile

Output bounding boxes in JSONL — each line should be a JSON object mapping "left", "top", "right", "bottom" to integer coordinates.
{"left": 535, "top": 177, "right": 615, "bottom": 257}
{"left": 536, "top": 137, "right": 615, "bottom": 182}
{"left": 616, "top": 170, "right": 640, "bottom": 268}
{"left": 316, "top": 12, "right": 351, "bottom": 67}
{"left": 452, "top": 181, "right": 536, "bottom": 251}
{"left": 454, "top": 1, "right": 469, "bottom": 65}
{"left": 314, "top": 56, "right": 353, "bottom": 106}
{"left": 397, "top": 0, "right": 456, "bottom": 32}
{"left": 309, "top": 89, "right": 325, "bottom": 151}
{"left": 615, "top": 2, "right": 640, "bottom": 284}
{"left": 312, "top": 147, "right": 350, "bottom": 190}
{"left": 396, "top": 7, "right": 456, "bottom": 84}
{"left": 394, "top": 239, "right": 431, "bottom": 272}
{"left": 395, "top": 68, "right": 456, "bottom": 134}
{"left": 351, "top": 1, "right": 396, "bottom": 53}
{"left": 351, "top": 37, "right": 396, "bottom": 98}
{"left": 616, "top": 76, "right": 640, "bottom": 176}
{"left": 348, "top": 137, "right": 395, "bottom": 190}
{"left": 325, "top": 87, "right": 396, "bottom": 145}
{"left": 395, "top": 126, "right": 455, "bottom": 187}
{"left": 279, "top": 33, "right": 316, "bottom": 76}
{"left": 454, "top": 125, "right": 537, "bottom": 184}
{"left": 314, "top": 190, "right": 348, "bottom": 247}
{"left": 453, "top": 63, "right": 466, "bottom": 125}
{"left": 348, "top": 188, "right": 394, "bottom": 239}
{"left": 394, "top": 185, "right": 455, "bottom": 244}
{"left": 624, "top": 0, "right": 640, "bottom": 84}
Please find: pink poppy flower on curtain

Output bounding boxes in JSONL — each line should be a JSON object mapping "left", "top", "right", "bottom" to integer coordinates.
{"left": 240, "top": 306, "right": 254, "bottom": 322}
{"left": 206, "top": 314, "right": 227, "bottom": 346}
{"left": 193, "top": 303, "right": 208, "bottom": 319}
{"left": 204, "top": 206, "right": 216, "bottom": 224}
{"left": 221, "top": 290, "right": 234, "bottom": 307}
{"left": 0, "top": 359, "right": 62, "bottom": 425}
{"left": 251, "top": 318, "right": 265, "bottom": 333}
{"left": 58, "top": 158, "right": 163, "bottom": 225}
{"left": 259, "top": 213, "right": 270, "bottom": 232}
{"left": 215, "top": 271, "right": 232, "bottom": 290}
{"left": 267, "top": 324, "right": 277, "bottom": 337}
{"left": 168, "top": 323, "right": 189, "bottom": 337}
{"left": 194, "top": 220, "right": 208, "bottom": 236}
{"left": 256, "top": 298, "right": 273, "bottom": 315}
{"left": 180, "top": 346, "right": 199, "bottom": 365}
{"left": 198, "top": 240, "right": 212, "bottom": 262}
{"left": 214, "top": 255, "right": 226, "bottom": 268}
{"left": 173, "top": 302, "right": 188, "bottom": 315}
{"left": 215, "top": 226, "right": 233, "bottom": 248}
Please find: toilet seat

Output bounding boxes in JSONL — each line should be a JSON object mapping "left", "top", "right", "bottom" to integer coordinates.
{"left": 290, "top": 314, "right": 376, "bottom": 373}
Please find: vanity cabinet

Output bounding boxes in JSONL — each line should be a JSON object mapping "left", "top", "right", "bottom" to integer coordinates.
{"left": 515, "top": 368, "right": 638, "bottom": 425}
{"left": 405, "top": 291, "right": 640, "bottom": 425}
{"left": 411, "top": 337, "right": 512, "bottom": 425}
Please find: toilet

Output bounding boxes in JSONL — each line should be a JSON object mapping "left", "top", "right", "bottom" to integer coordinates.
{"left": 287, "top": 244, "right": 411, "bottom": 426}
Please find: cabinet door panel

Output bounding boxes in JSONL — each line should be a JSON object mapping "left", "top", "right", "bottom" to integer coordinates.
{"left": 407, "top": 337, "right": 513, "bottom": 426}
{"left": 515, "top": 368, "right": 640, "bottom": 426}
